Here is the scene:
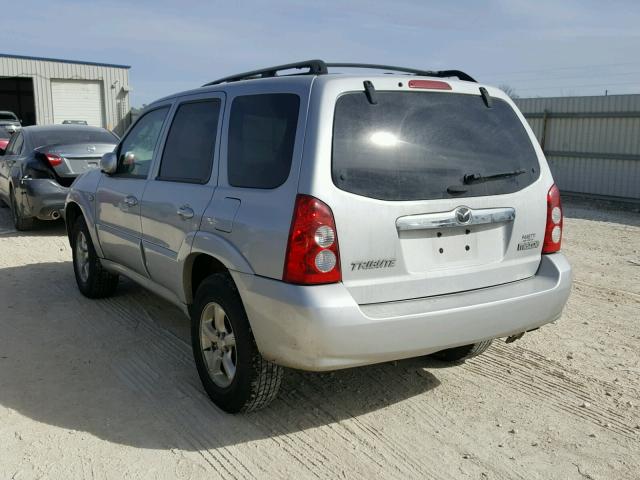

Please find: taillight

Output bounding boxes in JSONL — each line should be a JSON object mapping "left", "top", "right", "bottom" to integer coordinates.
{"left": 283, "top": 194, "right": 341, "bottom": 285}
{"left": 408, "top": 79, "right": 452, "bottom": 90}
{"left": 542, "top": 184, "right": 563, "bottom": 253}
{"left": 45, "top": 153, "right": 63, "bottom": 167}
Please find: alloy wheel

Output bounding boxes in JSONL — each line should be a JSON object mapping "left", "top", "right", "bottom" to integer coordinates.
{"left": 75, "top": 231, "right": 90, "bottom": 283}
{"left": 200, "top": 302, "right": 237, "bottom": 388}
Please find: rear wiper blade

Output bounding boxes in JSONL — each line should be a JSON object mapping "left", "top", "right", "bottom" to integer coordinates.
{"left": 463, "top": 168, "right": 526, "bottom": 185}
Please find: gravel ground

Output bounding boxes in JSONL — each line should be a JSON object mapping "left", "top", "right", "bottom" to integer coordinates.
{"left": 0, "top": 198, "right": 638, "bottom": 480}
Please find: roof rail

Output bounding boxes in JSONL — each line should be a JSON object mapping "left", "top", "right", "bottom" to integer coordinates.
{"left": 202, "top": 60, "right": 476, "bottom": 86}
{"left": 203, "top": 59, "right": 328, "bottom": 86}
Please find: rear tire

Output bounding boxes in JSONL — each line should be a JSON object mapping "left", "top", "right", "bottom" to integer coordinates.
{"left": 191, "top": 274, "right": 283, "bottom": 413}
{"left": 430, "top": 340, "right": 493, "bottom": 362}
{"left": 72, "top": 216, "right": 119, "bottom": 298}
{"left": 10, "top": 188, "right": 34, "bottom": 231}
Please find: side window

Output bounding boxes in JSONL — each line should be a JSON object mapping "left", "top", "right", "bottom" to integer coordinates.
{"left": 158, "top": 99, "right": 221, "bottom": 183}
{"left": 6, "top": 132, "right": 23, "bottom": 155}
{"left": 116, "top": 107, "right": 169, "bottom": 178}
{"left": 228, "top": 93, "right": 300, "bottom": 189}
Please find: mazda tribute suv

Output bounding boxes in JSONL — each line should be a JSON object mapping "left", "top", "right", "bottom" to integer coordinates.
{"left": 65, "top": 60, "right": 572, "bottom": 413}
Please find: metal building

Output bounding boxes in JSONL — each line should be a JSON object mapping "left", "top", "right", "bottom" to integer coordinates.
{"left": 0, "top": 53, "right": 131, "bottom": 135}
{"left": 515, "top": 94, "right": 640, "bottom": 202}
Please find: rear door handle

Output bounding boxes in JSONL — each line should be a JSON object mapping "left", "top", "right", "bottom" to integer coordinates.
{"left": 123, "top": 195, "right": 138, "bottom": 207}
{"left": 177, "top": 205, "right": 194, "bottom": 220}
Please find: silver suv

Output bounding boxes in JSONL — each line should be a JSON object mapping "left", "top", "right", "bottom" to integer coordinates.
{"left": 65, "top": 60, "right": 572, "bottom": 413}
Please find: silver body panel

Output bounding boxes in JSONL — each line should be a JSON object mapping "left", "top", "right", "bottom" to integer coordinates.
{"left": 65, "top": 73, "right": 572, "bottom": 371}
{"left": 95, "top": 176, "right": 149, "bottom": 277}
{"left": 232, "top": 254, "right": 571, "bottom": 370}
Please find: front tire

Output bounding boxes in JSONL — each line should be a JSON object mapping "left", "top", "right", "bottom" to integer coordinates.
{"left": 191, "top": 274, "right": 283, "bottom": 413}
{"left": 10, "top": 188, "right": 33, "bottom": 231}
{"left": 72, "top": 216, "right": 119, "bottom": 298}
{"left": 430, "top": 340, "right": 493, "bottom": 362}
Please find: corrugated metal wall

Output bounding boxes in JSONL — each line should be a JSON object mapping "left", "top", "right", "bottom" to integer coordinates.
{"left": 0, "top": 55, "right": 130, "bottom": 135}
{"left": 515, "top": 94, "right": 640, "bottom": 201}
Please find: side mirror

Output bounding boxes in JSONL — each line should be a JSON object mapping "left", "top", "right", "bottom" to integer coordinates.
{"left": 100, "top": 151, "right": 118, "bottom": 174}
{"left": 123, "top": 151, "right": 135, "bottom": 165}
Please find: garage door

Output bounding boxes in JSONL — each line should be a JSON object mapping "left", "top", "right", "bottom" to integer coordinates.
{"left": 51, "top": 80, "right": 105, "bottom": 127}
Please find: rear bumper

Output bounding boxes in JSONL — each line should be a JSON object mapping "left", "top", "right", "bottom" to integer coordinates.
{"left": 232, "top": 253, "right": 572, "bottom": 371}
{"left": 22, "top": 179, "right": 68, "bottom": 220}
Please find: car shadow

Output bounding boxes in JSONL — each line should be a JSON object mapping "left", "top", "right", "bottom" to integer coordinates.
{"left": 0, "top": 261, "right": 443, "bottom": 451}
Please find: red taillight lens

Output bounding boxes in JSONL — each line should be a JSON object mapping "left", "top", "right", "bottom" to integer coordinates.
{"left": 45, "top": 153, "right": 63, "bottom": 167}
{"left": 408, "top": 79, "right": 452, "bottom": 90}
{"left": 542, "top": 184, "right": 563, "bottom": 253}
{"left": 283, "top": 194, "right": 341, "bottom": 285}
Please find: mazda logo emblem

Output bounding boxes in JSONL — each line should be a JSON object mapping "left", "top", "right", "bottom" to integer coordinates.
{"left": 455, "top": 206, "right": 472, "bottom": 225}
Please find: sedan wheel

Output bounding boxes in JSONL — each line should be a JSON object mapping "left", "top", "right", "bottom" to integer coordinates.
{"left": 10, "top": 189, "right": 33, "bottom": 231}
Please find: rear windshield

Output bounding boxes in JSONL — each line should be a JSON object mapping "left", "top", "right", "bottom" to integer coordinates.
{"left": 332, "top": 91, "right": 539, "bottom": 201}
{"left": 31, "top": 128, "right": 117, "bottom": 148}
{"left": 0, "top": 112, "right": 17, "bottom": 120}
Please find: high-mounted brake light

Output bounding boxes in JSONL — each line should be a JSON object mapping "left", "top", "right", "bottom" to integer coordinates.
{"left": 542, "top": 184, "right": 563, "bottom": 253}
{"left": 283, "top": 194, "right": 341, "bottom": 285}
{"left": 45, "top": 153, "right": 63, "bottom": 167}
{"left": 408, "top": 80, "right": 452, "bottom": 90}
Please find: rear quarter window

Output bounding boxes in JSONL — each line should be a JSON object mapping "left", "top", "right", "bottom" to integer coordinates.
{"left": 332, "top": 91, "right": 540, "bottom": 201}
{"left": 228, "top": 93, "right": 300, "bottom": 189}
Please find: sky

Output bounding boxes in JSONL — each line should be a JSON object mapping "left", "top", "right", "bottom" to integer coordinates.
{"left": 2, "top": 0, "right": 640, "bottom": 107}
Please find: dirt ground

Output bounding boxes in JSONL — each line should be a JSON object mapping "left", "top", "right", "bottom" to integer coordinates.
{"left": 0, "top": 198, "right": 638, "bottom": 480}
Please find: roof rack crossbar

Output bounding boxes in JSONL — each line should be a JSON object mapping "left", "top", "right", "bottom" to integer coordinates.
{"left": 203, "top": 59, "right": 328, "bottom": 86}
{"left": 202, "top": 60, "right": 476, "bottom": 86}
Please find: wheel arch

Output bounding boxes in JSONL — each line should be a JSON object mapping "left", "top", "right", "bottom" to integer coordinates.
{"left": 183, "top": 231, "right": 255, "bottom": 304}
{"left": 184, "top": 253, "right": 231, "bottom": 305}
{"left": 64, "top": 201, "right": 82, "bottom": 242}
{"left": 64, "top": 195, "right": 105, "bottom": 258}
